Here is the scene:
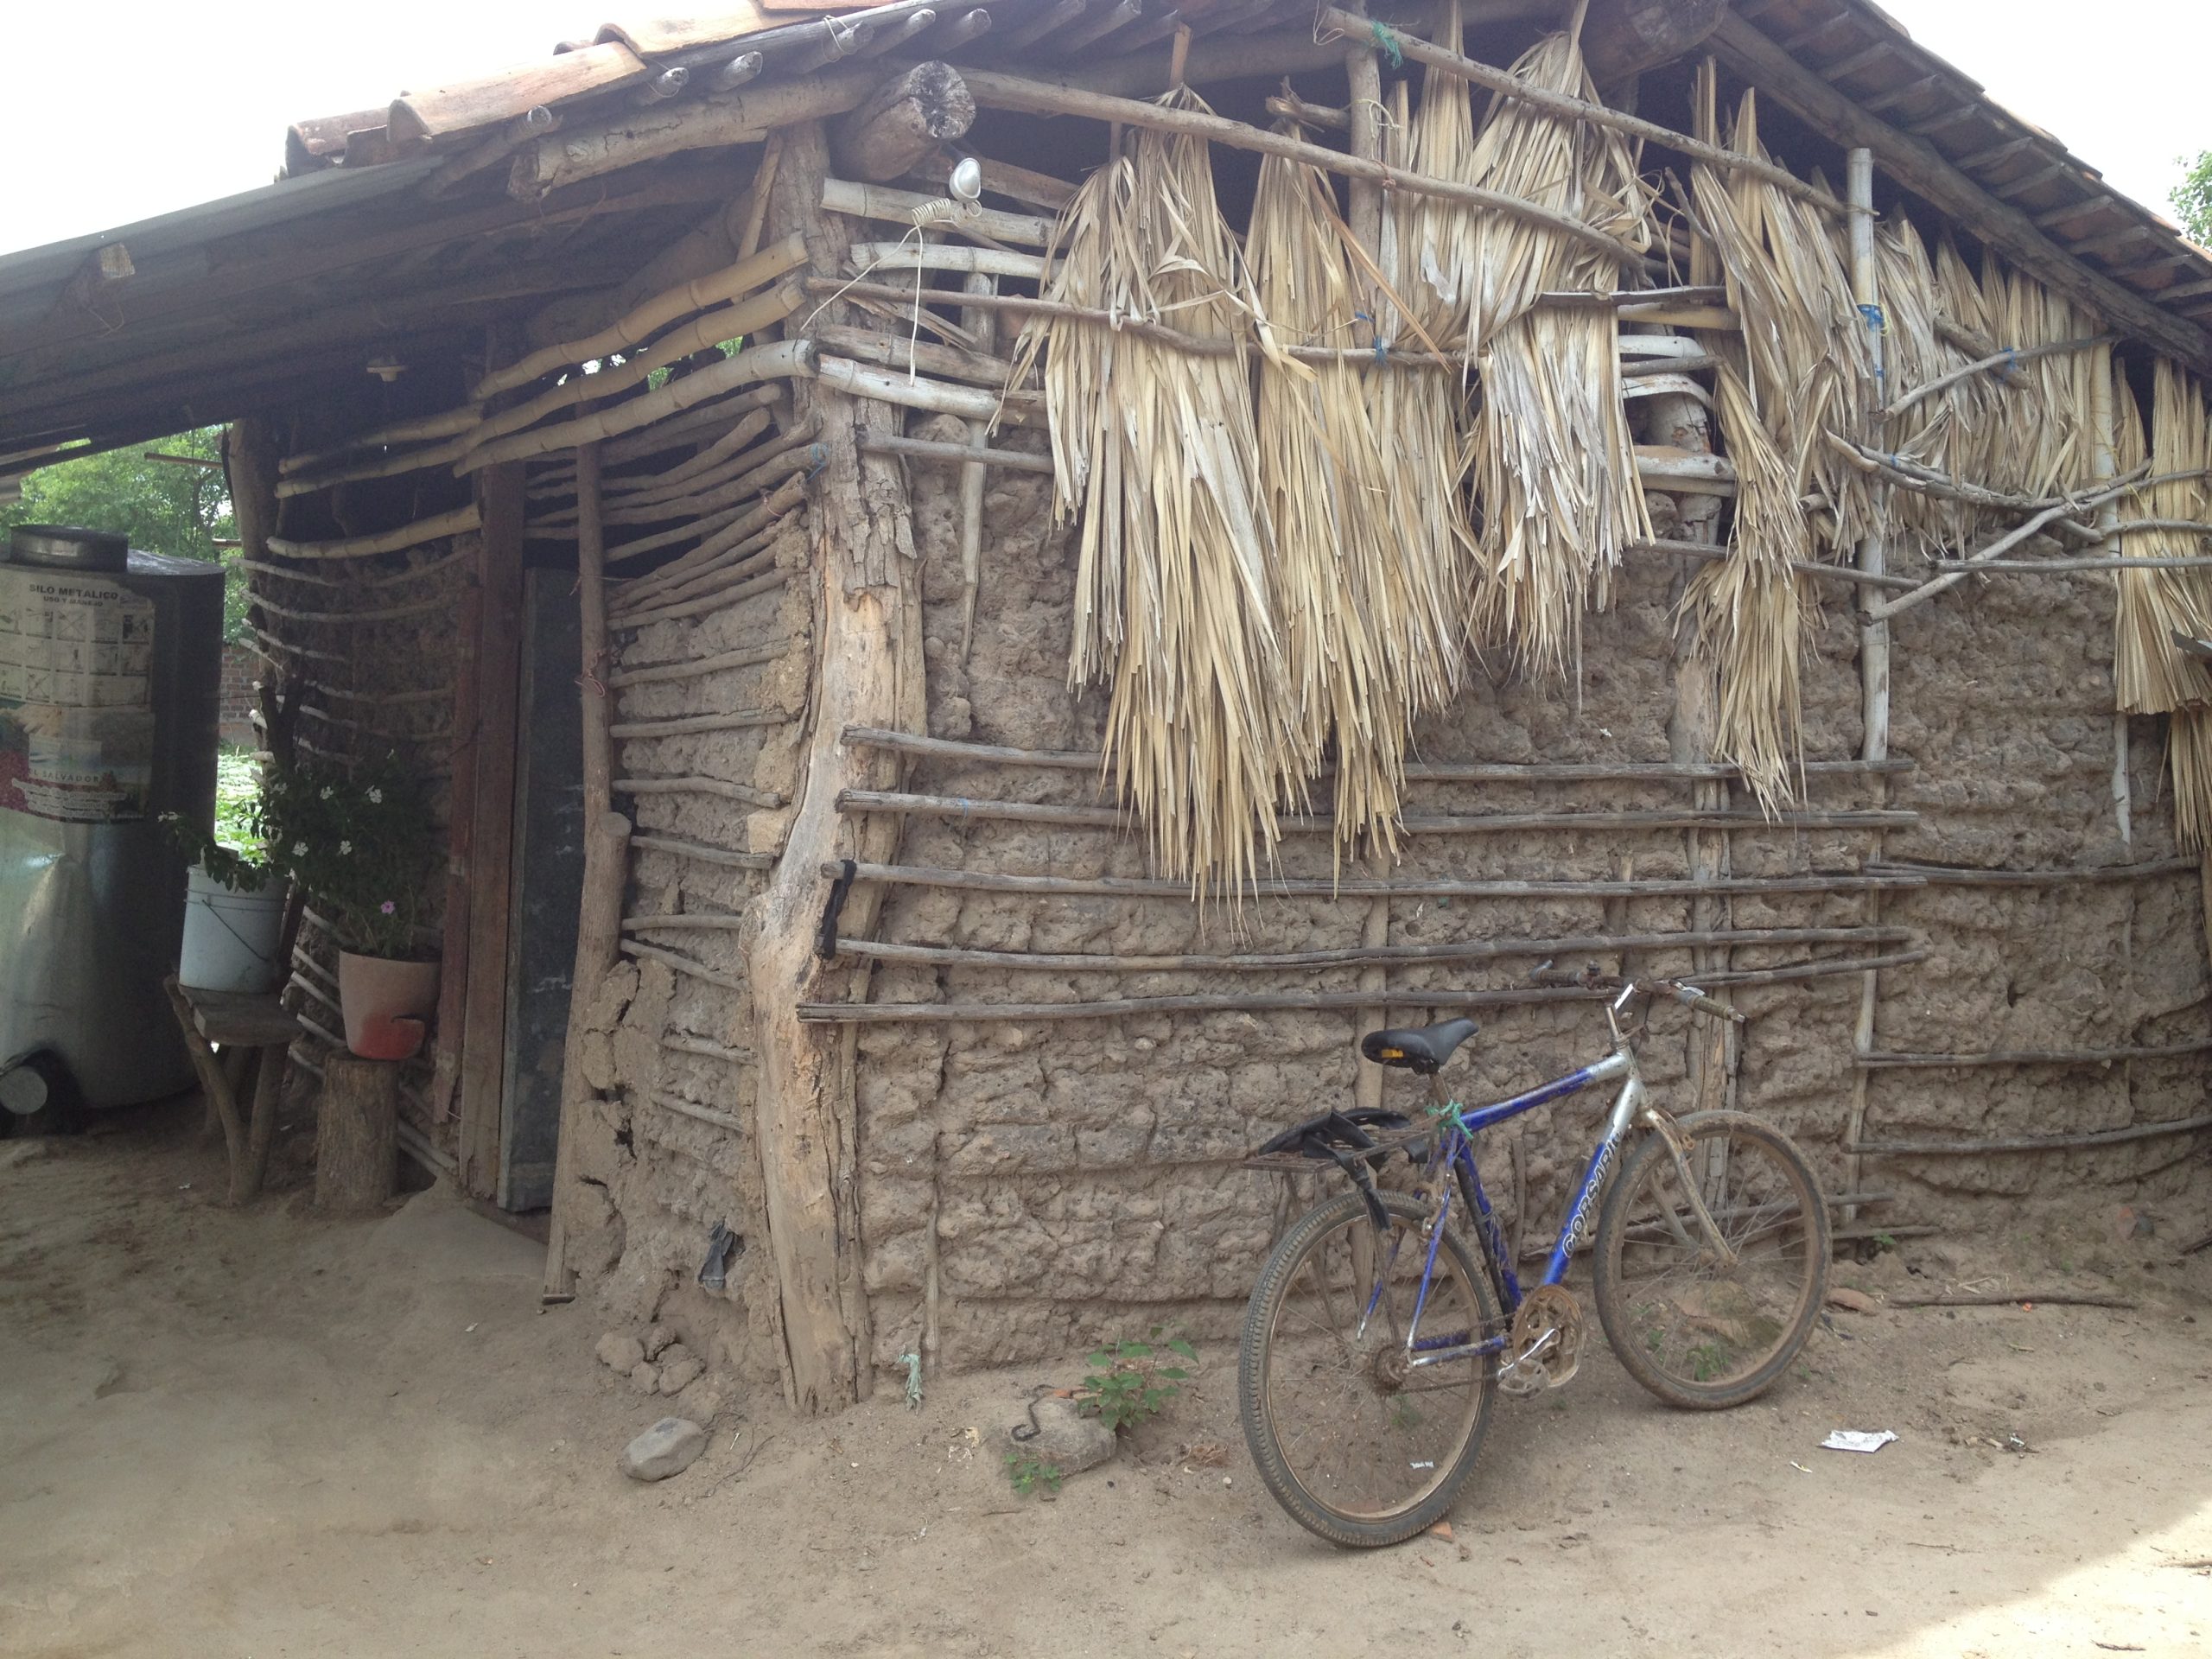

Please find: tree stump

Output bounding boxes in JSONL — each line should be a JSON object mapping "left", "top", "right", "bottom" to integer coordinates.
{"left": 315, "top": 1054, "right": 399, "bottom": 1214}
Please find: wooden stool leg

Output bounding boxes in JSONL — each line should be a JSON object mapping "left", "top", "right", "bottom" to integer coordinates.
{"left": 162, "top": 976, "right": 245, "bottom": 1198}
{"left": 238, "top": 1046, "right": 285, "bottom": 1203}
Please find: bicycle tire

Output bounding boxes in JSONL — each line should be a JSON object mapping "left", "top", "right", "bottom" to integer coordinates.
{"left": 1238, "top": 1189, "right": 1500, "bottom": 1548}
{"left": 1592, "top": 1109, "right": 1829, "bottom": 1410}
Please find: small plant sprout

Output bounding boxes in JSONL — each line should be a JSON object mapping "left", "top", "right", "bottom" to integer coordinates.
{"left": 1080, "top": 1328, "right": 1197, "bottom": 1434}
{"left": 1005, "top": 1452, "right": 1063, "bottom": 1497}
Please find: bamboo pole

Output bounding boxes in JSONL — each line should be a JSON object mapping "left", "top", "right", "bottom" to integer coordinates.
{"left": 832, "top": 924, "right": 1912, "bottom": 974}
{"left": 279, "top": 404, "right": 485, "bottom": 476}
{"left": 247, "top": 591, "right": 451, "bottom": 627}
{"left": 543, "top": 440, "right": 631, "bottom": 1301}
{"left": 821, "top": 177, "right": 1053, "bottom": 245}
{"left": 812, "top": 322, "right": 1015, "bottom": 389}
{"left": 463, "top": 278, "right": 807, "bottom": 458}
{"left": 1884, "top": 333, "right": 2120, "bottom": 421}
{"left": 459, "top": 340, "right": 817, "bottom": 473}
{"left": 1317, "top": 5, "right": 1844, "bottom": 216}
{"left": 835, "top": 786, "right": 1916, "bottom": 835}
{"left": 848, "top": 243, "right": 1051, "bottom": 281}
{"left": 630, "top": 834, "right": 779, "bottom": 871}
{"left": 954, "top": 66, "right": 1650, "bottom": 268}
{"left": 625, "top": 912, "right": 752, "bottom": 931}
{"left": 607, "top": 474, "right": 810, "bottom": 601}
{"left": 799, "top": 954, "right": 1918, "bottom": 1024}
{"left": 1867, "top": 857, "right": 2198, "bottom": 886}
{"left": 614, "top": 775, "right": 786, "bottom": 808}
{"left": 620, "top": 938, "right": 746, "bottom": 989}
{"left": 608, "top": 707, "right": 792, "bottom": 740}
{"left": 609, "top": 567, "right": 793, "bottom": 632}
{"left": 1859, "top": 1039, "right": 2212, "bottom": 1068}
{"left": 860, "top": 431, "right": 1055, "bottom": 474}
{"left": 1631, "top": 535, "right": 1917, "bottom": 591}
{"left": 238, "top": 544, "right": 473, "bottom": 591}
{"left": 836, "top": 723, "right": 1915, "bottom": 780}
{"left": 607, "top": 638, "right": 798, "bottom": 688}
{"left": 1848, "top": 1114, "right": 2212, "bottom": 1156}
{"left": 814, "top": 354, "right": 1029, "bottom": 421}
{"left": 264, "top": 504, "right": 481, "bottom": 561}
{"left": 479, "top": 232, "right": 810, "bottom": 397}
{"left": 825, "top": 860, "right": 1927, "bottom": 901}
{"left": 274, "top": 434, "right": 477, "bottom": 498}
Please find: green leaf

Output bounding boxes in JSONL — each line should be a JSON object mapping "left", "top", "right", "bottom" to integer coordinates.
{"left": 1085, "top": 1351, "right": 1114, "bottom": 1370}
{"left": 1166, "top": 1338, "right": 1198, "bottom": 1360}
{"left": 1159, "top": 1367, "right": 1188, "bottom": 1381}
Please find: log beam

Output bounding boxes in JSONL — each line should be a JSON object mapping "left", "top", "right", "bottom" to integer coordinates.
{"left": 830, "top": 61, "right": 976, "bottom": 181}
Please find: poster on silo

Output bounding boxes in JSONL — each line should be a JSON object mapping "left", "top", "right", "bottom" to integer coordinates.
{"left": 0, "top": 564, "right": 156, "bottom": 822}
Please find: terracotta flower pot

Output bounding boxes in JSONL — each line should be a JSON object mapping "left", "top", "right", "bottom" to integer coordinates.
{"left": 337, "top": 951, "right": 439, "bottom": 1061}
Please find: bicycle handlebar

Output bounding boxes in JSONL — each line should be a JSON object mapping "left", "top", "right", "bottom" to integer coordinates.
{"left": 1529, "top": 962, "right": 1748, "bottom": 1025}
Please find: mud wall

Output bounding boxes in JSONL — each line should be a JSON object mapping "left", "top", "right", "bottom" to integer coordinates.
{"left": 830, "top": 415, "right": 2209, "bottom": 1379}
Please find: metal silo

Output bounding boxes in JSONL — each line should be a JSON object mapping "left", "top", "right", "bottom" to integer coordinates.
{"left": 0, "top": 524, "right": 226, "bottom": 1112}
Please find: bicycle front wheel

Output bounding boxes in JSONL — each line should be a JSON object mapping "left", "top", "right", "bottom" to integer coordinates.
{"left": 1238, "top": 1189, "right": 1500, "bottom": 1548}
{"left": 1592, "top": 1109, "right": 1829, "bottom": 1409}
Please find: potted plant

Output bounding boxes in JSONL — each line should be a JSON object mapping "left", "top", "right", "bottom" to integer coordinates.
{"left": 263, "top": 751, "right": 438, "bottom": 1061}
{"left": 163, "top": 750, "right": 288, "bottom": 995}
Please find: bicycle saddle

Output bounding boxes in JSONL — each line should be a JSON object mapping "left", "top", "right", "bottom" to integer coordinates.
{"left": 1360, "top": 1018, "right": 1479, "bottom": 1075}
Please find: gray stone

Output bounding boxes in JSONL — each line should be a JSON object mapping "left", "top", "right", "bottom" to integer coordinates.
{"left": 595, "top": 1332, "right": 645, "bottom": 1374}
{"left": 1005, "top": 1396, "right": 1116, "bottom": 1476}
{"left": 620, "top": 1417, "right": 709, "bottom": 1482}
{"left": 628, "top": 1361, "right": 663, "bottom": 1395}
{"left": 641, "top": 1322, "right": 678, "bottom": 1361}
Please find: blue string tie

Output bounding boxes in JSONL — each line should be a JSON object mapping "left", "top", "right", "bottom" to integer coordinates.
{"left": 1370, "top": 21, "right": 1404, "bottom": 69}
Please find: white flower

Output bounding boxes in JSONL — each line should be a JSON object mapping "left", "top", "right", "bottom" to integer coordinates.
{"left": 292, "top": 840, "right": 308, "bottom": 855}
{"left": 339, "top": 840, "right": 353, "bottom": 855}
{"left": 320, "top": 785, "right": 334, "bottom": 800}
{"left": 366, "top": 786, "right": 384, "bottom": 804}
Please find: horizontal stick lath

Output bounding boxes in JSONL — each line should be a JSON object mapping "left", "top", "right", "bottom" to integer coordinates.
{"left": 826, "top": 861, "right": 1925, "bottom": 901}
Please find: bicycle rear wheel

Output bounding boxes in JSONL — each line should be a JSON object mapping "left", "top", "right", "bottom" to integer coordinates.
{"left": 1592, "top": 1109, "right": 1828, "bottom": 1409}
{"left": 1238, "top": 1189, "right": 1499, "bottom": 1548}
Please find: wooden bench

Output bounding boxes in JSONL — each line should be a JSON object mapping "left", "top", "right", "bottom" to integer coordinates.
{"left": 162, "top": 976, "right": 301, "bottom": 1205}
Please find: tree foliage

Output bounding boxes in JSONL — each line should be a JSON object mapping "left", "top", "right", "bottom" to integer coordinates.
{"left": 2175, "top": 151, "right": 2212, "bottom": 249}
{"left": 2, "top": 427, "right": 245, "bottom": 639}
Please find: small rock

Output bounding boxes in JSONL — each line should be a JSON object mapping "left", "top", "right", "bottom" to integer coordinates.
{"left": 595, "top": 1332, "right": 645, "bottom": 1374}
{"left": 0, "top": 1141, "right": 54, "bottom": 1173}
{"left": 659, "top": 1354, "right": 706, "bottom": 1395}
{"left": 1427, "top": 1519, "right": 1455, "bottom": 1542}
{"left": 629, "top": 1361, "right": 663, "bottom": 1395}
{"left": 641, "top": 1323, "right": 678, "bottom": 1361}
{"left": 1005, "top": 1396, "right": 1116, "bottom": 1476}
{"left": 620, "top": 1417, "right": 708, "bottom": 1482}
{"left": 1826, "top": 1287, "right": 1881, "bottom": 1315}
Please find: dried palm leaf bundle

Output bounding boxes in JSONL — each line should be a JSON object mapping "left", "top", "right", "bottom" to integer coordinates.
{"left": 1011, "top": 90, "right": 1298, "bottom": 893}
{"left": 1873, "top": 216, "right": 1994, "bottom": 557}
{"left": 1688, "top": 78, "right": 1875, "bottom": 558}
{"left": 1970, "top": 253, "right": 2102, "bottom": 502}
{"left": 1395, "top": 0, "right": 1479, "bottom": 349}
{"left": 1462, "top": 27, "right": 1656, "bottom": 675}
{"left": 2113, "top": 358, "right": 2212, "bottom": 716}
{"left": 1680, "top": 363, "right": 1813, "bottom": 811}
{"left": 2171, "top": 709, "right": 2212, "bottom": 852}
{"left": 1250, "top": 143, "right": 1414, "bottom": 860}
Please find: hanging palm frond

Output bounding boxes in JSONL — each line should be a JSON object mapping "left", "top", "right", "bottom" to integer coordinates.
{"left": 2113, "top": 358, "right": 2212, "bottom": 716}
{"left": 1012, "top": 88, "right": 1299, "bottom": 894}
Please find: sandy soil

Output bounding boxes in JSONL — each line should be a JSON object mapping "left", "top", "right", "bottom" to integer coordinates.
{"left": 5, "top": 1097, "right": 2212, "bottom": 1659}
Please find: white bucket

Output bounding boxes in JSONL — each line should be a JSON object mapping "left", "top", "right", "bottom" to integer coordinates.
{"left": 179, "top": 866, "right": 287, "bottom": 993}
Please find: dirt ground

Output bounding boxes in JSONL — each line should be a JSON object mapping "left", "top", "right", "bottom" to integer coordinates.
{"left": 5, "top": 1098, "right": 2212, "bottom": 1659}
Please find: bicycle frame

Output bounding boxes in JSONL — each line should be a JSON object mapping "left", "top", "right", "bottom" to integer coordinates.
{"left": 1363, "top": 1042, "right": 1647, "bottom": 1372}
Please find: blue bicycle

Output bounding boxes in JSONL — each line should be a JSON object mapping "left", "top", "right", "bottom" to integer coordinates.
{"left": 1236, "top": 967, "right": 1830, "bottom": 1548}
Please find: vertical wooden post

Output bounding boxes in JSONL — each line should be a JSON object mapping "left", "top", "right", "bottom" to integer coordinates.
{"left": 431, "top": 556, "right": 483, "bottom": 1128}
{"left": 743, "top": 119, "right": 925, "bottom": 1412}
{"left": 2088, "top": 359, "right": 2132, "bottom": 844}
{"left": 544, "top": 442, "right": 632, "bottom": 1299}
{"left": 458, "top": 461, "right": 528, "bottom": 1198}
{"left": 957, "top": 270, "right": 994, "bottom": 663}
{"left": 1843, "top": 148, "right": 1889, "bottom": 1224}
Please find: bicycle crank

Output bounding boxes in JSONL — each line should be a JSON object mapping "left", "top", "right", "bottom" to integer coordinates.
{"left": 1497, "top": 1284, "right": 1587, "bottom": 1395}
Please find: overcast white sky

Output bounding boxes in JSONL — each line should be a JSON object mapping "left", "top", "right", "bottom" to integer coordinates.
{"left": 3, "top": 0, "right": 2209, "bottom": 255}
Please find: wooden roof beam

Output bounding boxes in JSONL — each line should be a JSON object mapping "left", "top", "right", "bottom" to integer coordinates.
{"left": 1861, "top": 73, "right": 1944, "bottom": 115}
{"left": 1705, "top": 14, "right": 2212, "bottom": 372}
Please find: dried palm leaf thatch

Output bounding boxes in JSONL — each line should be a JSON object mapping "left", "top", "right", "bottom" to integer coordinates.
{"left": 1010, "top": 88, "right": 1299, "bottom": 894}
{"left": 1688, "top": 78, "right": 1874, "bottom": 558}
{"left": 1250, "top": 142, "right": 1471, "bottom": 861}
{"left": 1395, "top": 0, "right": 1479, "bottom": 348}
{"left": 1680, "top": 362, "right": 1813, "bottom": 811}
{"left": 1874, "top": 217, "right": 1995, "bottom": 557}
{"left": 1462, "top": 28, "right": 1655, "bottom": 676}
{"left": 2113, "top": 358, "right": 2212, "bottom": 715}
{"left": 1966, "top": 252, "right": 2102, "bottom": 502}
{"left": 2171, "top": 709, "right": 2212, "bottom": 852}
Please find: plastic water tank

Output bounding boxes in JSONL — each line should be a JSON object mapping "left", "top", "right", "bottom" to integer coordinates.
{"left": 0, "top": 524, "right": 225, "bottom": 1109}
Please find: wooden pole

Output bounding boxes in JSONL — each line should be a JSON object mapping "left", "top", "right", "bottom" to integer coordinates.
{"left": 544, "top": 441, "right": 632, "bottom": 1300}
{"left": 957, "top": 270, "right": 994, "bottom": 664}
{"left": 1844, "top": 148, "right": 1889, "bottom": 1228}
{"left": 743, "top": 119, "right": 923, "bottom": 1412}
